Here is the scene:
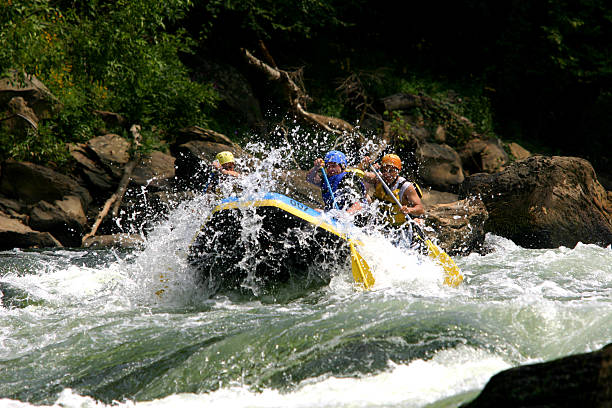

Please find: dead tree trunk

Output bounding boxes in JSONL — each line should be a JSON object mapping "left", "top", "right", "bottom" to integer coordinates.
{"left": 82, "top": 125, "right": 142, "bottom": 245}
{"left": 242, "top": 48, "right": 358, "bottom": 137}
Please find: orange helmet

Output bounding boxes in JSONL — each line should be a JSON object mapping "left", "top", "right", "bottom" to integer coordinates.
{"left": 381, "top": 154, "right": 402, "bottom": 170}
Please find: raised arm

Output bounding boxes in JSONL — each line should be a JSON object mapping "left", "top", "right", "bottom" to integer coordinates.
{"left": 306, "top": 158, "right": 324, "bottom": 186}
{"left": 358, "top": 156, "right": 379, "bottom": 185}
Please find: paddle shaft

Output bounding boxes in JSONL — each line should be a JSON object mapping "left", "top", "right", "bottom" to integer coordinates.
{"left": 369, "top": 166, "right": 463, "bottom": 287}
{"left": 369, "top": 164, "right": 421, "bottom": 239}
{"left": 320, "top": 167, "right": 340, "bottom": 210}
{"left": 321, "top": 166, "right": 374, "bottom": 289}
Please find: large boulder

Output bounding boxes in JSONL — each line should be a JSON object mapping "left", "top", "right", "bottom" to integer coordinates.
{"left": 425, "top": 198, "right": 488, "bottom": 255}
{"left": 462, "top": 343, "right": 612, "bottom": 408}
{"left": 131, "top": 150, "right": 176, "bottom": 190}
{"left": 0, "top": 70, "right": 60, "bottom": 120}
{"left": 85, "top": 134, "right": 130, "bottom": 179}
{"left": 28, "top": 197, "right": 88, "bottom": 247}
{"left": 416, "top": 142, "right": 464, "bottom": 191}
{"left": 68, "top": 143, "right": 115, "bottom": 193}
{"left": 459, "top": 137, "right": 509, "bottom": 175}
{"left": 4, "top": 96, "right": 39, "bottom": 132}
{"left": 507, "top": 142, "right": 531, "bottom": 161}
{"left": 0, "top": 197, "right": 26, "bottom": 222}
{"left": 0, "top": 212, "right": 61, "bottom": 250}
{"left": 72, "top": 136, "right": 175, "bottom": 192}
{"left": 422, "top": 189, "right": 459, "bottom": 206}
{"left": 0, "top": 160, "right": 91, "bottom": 209}
{"left": 459, "top": 155, "right": 612, "bottom": 248}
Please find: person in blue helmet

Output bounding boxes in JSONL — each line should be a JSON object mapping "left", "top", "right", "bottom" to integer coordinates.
{"left": 306, "top": 150, "right": 367, "bottom": 214}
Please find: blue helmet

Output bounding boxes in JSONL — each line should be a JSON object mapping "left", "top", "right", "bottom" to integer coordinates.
{"left": 324, "top": 150, "right": 347, "bottom": 168}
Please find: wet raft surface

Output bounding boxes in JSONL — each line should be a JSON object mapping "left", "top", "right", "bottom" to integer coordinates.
{"left": 188, "top": 200, "right": 349, "bottom": 294}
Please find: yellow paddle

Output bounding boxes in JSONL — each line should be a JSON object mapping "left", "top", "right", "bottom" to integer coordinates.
{"left": 320, "top": 167, "right": 375, "bottom": 289}
{"left": 369, "top": 165, "right": 463, "bottom": 287}
{"left": 349, "top": 240, "right": 375, "bottom": 288}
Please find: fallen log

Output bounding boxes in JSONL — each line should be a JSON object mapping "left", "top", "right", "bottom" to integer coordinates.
{"left": 242, "top": 48, "right": 356, "bottom": 137}
{"left": 81, "top": 125, "right": 142, "bottom": 244}
{"left": 111, "top": 125, "right": 142, "bottom": 218}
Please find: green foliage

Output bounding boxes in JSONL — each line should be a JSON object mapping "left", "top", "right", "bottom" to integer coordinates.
{"left": 385, "top": 110, "right": 410, "bottom": 136}
{"left": 198, "top": 0, "right": 349, "bottom": 41}
{"left": 0, "top": 123, "right": 70, "bottom": 167}
{"left": 0, "top": 0, "right": 67, "bottom": 78}
{"left": 541, "top": 0, "right": 612, "bottom": 83}
{"left": 65, "top": 0, "right": 218, "bottom": 129}
{"left": 1, "top": 0, "right": 610, "bottom": 172}
{"left": 0, "top": 0, "right": 218, "bottom": 166}
{"left": 310, "top": 89, "right": 344, "bottom": 119}
{"left": 332, "top": 68, "right": 496, "bottom": 146}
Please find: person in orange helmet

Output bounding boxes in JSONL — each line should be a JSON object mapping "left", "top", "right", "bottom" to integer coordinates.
{"left": 360, "top": 154, "right": 425, "bottom": 250}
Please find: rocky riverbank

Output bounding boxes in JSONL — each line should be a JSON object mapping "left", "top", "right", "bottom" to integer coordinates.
{"left": 1, "top": 127, "right": 610, "bottom": 254}
{"left": 1, "top": 72, "right": 611, "bottom": 253}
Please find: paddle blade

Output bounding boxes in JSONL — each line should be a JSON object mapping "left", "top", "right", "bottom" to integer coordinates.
{"left": 426, "top": 240, "right": 463, "bottom": 287}
{"left": 350, "top": 241, "right": 375, "bottom": 289}
{"left": 155, "top": 273, "right": 169, "bottom": 297}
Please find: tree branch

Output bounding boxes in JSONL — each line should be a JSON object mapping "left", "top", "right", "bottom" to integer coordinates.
{"left": 241, "top": 48, "right": 356, "bottom": 136}
{"left": 81, "top": 125, "right": 143, "bottom": 244}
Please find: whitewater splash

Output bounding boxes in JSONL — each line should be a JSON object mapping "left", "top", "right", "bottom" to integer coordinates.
{"left": 110, "top": 139, "right": 458, "bottom": 303}
{"left": 0, "top": 137, "right": 455, "bottom": 310}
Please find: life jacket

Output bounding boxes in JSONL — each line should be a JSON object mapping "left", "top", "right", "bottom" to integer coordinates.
{"left": 373, "top": 176, "right": 422, "bottom": 226}
{"left": 206, "top": 169, "right": 242, "bottom": 196}
{"left": 346, "top": 167, "right": 365, "bottom": 179}
{"left": 321, "top": 171, "right": 366, "bottom": 211}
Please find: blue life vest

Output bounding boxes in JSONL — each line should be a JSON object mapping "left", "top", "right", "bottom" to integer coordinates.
{"left": 321, "top": 172, "right": 366, "bottom": 211}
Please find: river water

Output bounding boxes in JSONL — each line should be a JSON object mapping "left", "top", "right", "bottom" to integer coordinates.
{"left": 1, "top": 146, "right": 612, "bottom": 408}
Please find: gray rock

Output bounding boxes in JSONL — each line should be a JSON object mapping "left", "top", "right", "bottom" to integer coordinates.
{"left": 462, "top": 343, "right": 612, "bottom": 408}
{"left": 92, "top": 110, "right": 126, "bottom": 129}
{"left": 68, "top": 143, "right": 114, "bottom": 192}
{"left": 0, "top": 70, "right": 60, "bottom": 120}
{"left": 416, "top": 142, "right": 465, "bottom": 191}
{"left": 459, "top": 155, "right": 612, "bottom": 248}
{"left": 425, "top": 198, "right": 488, "bottom": 255}
{"left": 86, "top": 134, "right": 130, "bottom": 179}
{"left": 82, "top": 233, "right": 144, "bottom": 249}
{"left": 422, "top": 189, "right": 458, "bottom": 206}
{"left": 29, "top": 198, "right": 87, "bottom": 247}
{"left": 459, "top": 137, "right": 509, "bottom": 175}
{"left": 507, "top": 142, "right": 531, "bottom": 161}
{"left": 0, "top": 212, "right": 62, "bottom": 250}
{"left": 0, "top": 160, "right": 91, "bottom": 209}
{"left": 6, "top": 96, "right": 38, "bottom": 130}
{"left": 131, "top": 151, "right": 176, "bottom": 189}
